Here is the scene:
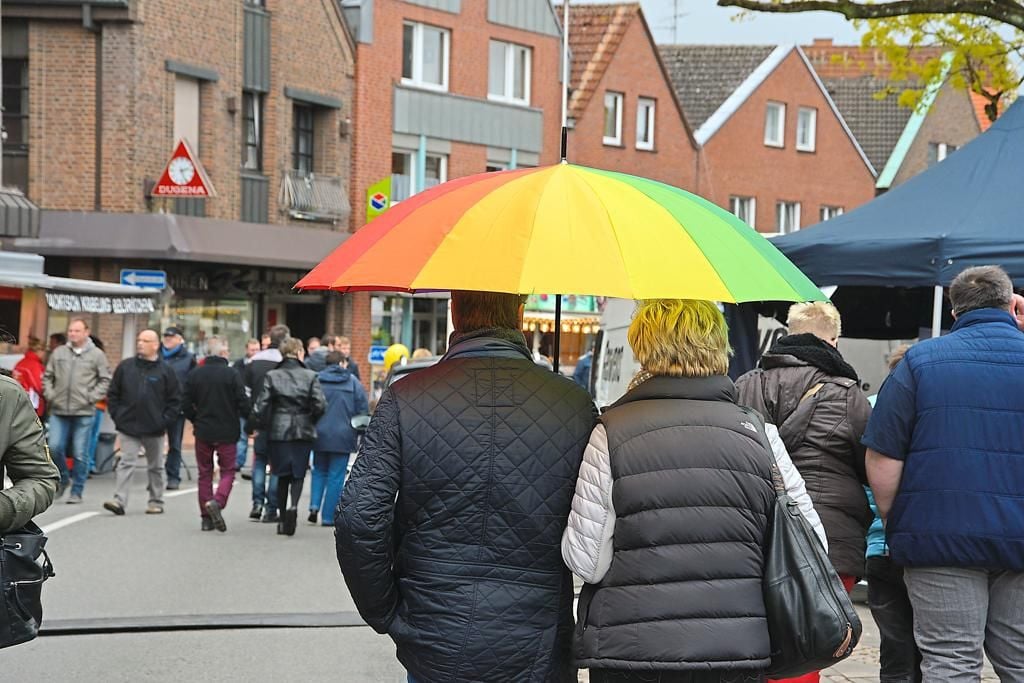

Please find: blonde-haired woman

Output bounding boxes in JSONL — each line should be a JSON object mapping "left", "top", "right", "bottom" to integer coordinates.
{"left": 562, "top": 300, "right": 824, "bottom": 683}
{"left": 252, "top": 337, "right": 326, "bottom": 536}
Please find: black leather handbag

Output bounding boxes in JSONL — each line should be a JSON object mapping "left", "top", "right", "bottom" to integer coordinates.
{"left": 763, "top": 465, "right": 862, "bottom": 677}
{"left": 0, "top": 521, "right": 55, "bottom": 649}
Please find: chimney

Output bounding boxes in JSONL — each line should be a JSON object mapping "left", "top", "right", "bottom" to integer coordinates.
{"left": 811, "top": 38, "right": 834, "bottom": 46}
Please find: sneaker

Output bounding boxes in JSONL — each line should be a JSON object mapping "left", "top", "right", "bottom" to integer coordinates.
{"left": 241, "top": 471, "right": 253, "bottom": 481}
{"left": 66, "top": 494, "right": 83, "bottom": 504}
{"left": 201, "top": 516, "right": 215, "bottom": 531}
{"left": 165, "top": 481, "right": 180, "bottom": 491}
{"left": 308, "top": 510, "right": 318, "bottom": 525}
{"left": 204, "top": 500, "right": 227, "bottom": 532}
{"left": 249, "top": 505, "right": 263, "bottom": 521}
{"left": 261, "top": 510, "right": 279, "bottom": 523}
{"left": 145, "top": 504, "right": 164, "bottom": 514}
{"left": 103, "top": 500, "right": 125, "bottom": 516}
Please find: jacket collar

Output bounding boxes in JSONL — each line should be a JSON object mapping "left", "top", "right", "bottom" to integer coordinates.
{"left": 951, "top": 308, "right": 1019, "bottom": 333}
{"left": 319, "top": 365, "right": 352, "bottom": 382}
{"left": 613, "top": 374, "right": 737, "bottom": 409}
{"left": 277, "top": 357, "right": 305, "bottom": 369}
{"left": 251, "top": 348, "right": 283, "bottom": 364}
{"left": 204, "top": 356, "right": 229, "bottom": 366}
{"left": 443, "top": 328, "right": 533, "bottom": 362}
{"left": 162, "top": 343, "right": 186, "bottom": 359}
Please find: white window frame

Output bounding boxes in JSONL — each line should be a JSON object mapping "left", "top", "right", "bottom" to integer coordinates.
{"left": 730, "top": 196, "right": 756, "bottom": 229}
{"left": 487, "top": 40, "right": 531, "bottom": 106}
{"left": 635, "top": 97, "right": 656, "bottom": 151}
{"left": 603, "top": 91, "right": 623, "bottom": 146}
{"left": 820, "top": 205, "right": 844, "bottom": 221}
{"left": 401, "top": 22, "right": 450, "bottom": 92}
{"left": 776, "top": 201, "right": 801, "bottom": 234}
{"left": 764, "top": 101, "right": 785, "bottom": 148}
{"left": 391, "top": 149, "right": 448, "bottom": 204}
{"left": 796, "top": 107, "right": 817, "bottom": 152}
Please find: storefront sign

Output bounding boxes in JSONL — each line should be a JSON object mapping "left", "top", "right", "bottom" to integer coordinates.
{"left": 366, "top": 177, "right": 392, "bottom": 220}
{"left": 525, "top": 294, "right": 599, "bottom": 314}
{"left": 45, "top": 291, "right": 155, "bottom": 315}
{"left": 152, "top": 139, "right": 217, "bottom": 197}
{"left": 368, "top": 345, "right": 388, "bottom": 365}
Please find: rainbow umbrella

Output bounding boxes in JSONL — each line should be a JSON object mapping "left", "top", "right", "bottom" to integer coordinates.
{"left": 297, "top": 163, "right": 824, "bottom": 303}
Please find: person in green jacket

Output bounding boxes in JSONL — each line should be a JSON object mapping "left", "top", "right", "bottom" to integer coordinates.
{"left": 0, "top": 374, "right": 60, "bottom": 534}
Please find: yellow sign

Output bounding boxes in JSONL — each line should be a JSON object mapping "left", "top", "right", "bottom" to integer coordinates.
{"left": 366, "top": 177, "right": 392, "bottom": 220}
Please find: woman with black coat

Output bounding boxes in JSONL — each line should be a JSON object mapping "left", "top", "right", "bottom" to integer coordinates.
{"left": 251, "top": 337, "right": 326, "bottom": 535}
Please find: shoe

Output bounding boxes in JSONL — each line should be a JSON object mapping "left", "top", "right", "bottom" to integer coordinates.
{"left": 308, "top": 510, "right": 318, "bottom": 525}
{"left": 146, "top": 504, "right": 164, "bottom": 514}
{"left": 241, "top": 471, "right": 253, "bottom": 481}
{"left": 66, "top": 494, "right": 83, "bottom": 504}
{"left": 205, "top": 500, "right": 227, "bottom": 532}
{"left": 201, "top": 517, "right": 215, "bottom": 531}
{"left": 165, "top": 482, "right": 180, "bottom": 491}
{"left": 283, "top": 508, "right": 298, "bottom": 536}
{"left": 261, "top": 510, "right": 279, "bottom": 523}
{"left": 103, "top": 500, "right": 125, "bottom": 516}
{"left": 249, "top": 505, "right": 263, "bottom": 521}
{"left": 276, "top": 520, "right": 286, "bottom": 535}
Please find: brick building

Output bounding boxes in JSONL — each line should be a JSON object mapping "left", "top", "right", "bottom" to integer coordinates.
{"left": 559, "top": 3, "right": 700, "bottom": 188}
{"left": 2, "top": 0, "right": 355, "bottom": 362}
{"left": 660, "top": 44, "right": 877, "bottom": 234}
{"left": 341, "top": 0, "right": 565, "bottom": 377}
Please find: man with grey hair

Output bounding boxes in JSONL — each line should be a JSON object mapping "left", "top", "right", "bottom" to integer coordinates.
{"left": 865, "top": 265, "right": 1024, "bottom": 681}
{"left": 183, "top": 336, "right": 248, "bottom": 532}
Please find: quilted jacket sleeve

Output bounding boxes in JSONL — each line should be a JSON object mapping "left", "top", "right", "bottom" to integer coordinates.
{"left": 335, "top": 388, "right": 403, "bottom": 633}
{"left": 767, "top": 423, "right": 828, "bottom": 551}
{"left": 561, "top": 424, "right": 616, "bottom": 584}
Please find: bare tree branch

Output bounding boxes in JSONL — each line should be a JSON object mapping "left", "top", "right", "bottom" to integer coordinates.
{"left": 717, "top": 0, "right": 1024, "bottom": 32}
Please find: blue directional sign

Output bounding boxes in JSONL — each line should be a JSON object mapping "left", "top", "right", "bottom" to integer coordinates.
{"left": 120, "top": 269, "right": 167, "bottom": 289}
{"left": 368, "top": 345, "right": 388, "bottom": 365}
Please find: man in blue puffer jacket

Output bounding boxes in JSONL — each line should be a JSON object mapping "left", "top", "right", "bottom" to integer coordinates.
{"left": 309, "top": 352, "right": 367, "bottom": 526}
{"left": 866, "top": 265, "right": 1024, "bottom": 682}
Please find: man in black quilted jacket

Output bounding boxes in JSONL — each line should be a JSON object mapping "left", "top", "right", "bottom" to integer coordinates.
{"left": 336, "top": 291, "right": 597, "bottom": 683}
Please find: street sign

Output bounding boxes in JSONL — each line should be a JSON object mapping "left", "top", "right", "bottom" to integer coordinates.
{"left": 120, "top": 269, "right": 167, "bottom": 289}
{"left": 368, "top": 345, "right": 388, "bottom": 365}
{"left": 152, "top": 139, "right": 217, "bottom": 197}
{"left": 366, "top": 177, "right": 391, "bottom": 220}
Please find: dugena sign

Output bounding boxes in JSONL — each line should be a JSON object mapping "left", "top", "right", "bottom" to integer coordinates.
{"left": 45, "top": 291, "right": 155, "bottom": 315}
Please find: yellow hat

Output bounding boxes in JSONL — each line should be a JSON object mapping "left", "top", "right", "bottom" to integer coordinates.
{"left": 383, "top": 343, "right": 410, "bottom": 373}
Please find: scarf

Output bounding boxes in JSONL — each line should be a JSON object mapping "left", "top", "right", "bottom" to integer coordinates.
{"left": 767, "top": 333, "right": 859, "bottom": 381}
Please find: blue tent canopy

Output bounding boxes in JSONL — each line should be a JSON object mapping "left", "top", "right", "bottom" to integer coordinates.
{"left": 773, "top": 98, "right": 1024, "bottom": 287}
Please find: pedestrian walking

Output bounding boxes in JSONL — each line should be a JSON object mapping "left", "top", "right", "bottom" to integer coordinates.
{"left": 250, "top": 338, "right": 325, "bottom": 536}
{"left": 244, "top": 325, "right": 289, "bottom": 523}
{"left": 0, "top": 374, "right": 60, "bottom": 533}
{"left": 84, "top": 335, "right": 107, "bottom": 475}
{"left": 43, "top": 318, "right": 111, "bottom": 503}
{"left": 103, "top": 330, "right": 182, "bottom": 516}
{"left": 563, "top": 299, "right": 822, "bottom": 683}
{"left": 308, "top": 352, "right": 367, "bottom": 527}
{"left": 12, "top": 336, "right": 47, "bottom": 418}
{"left": 183, "top": 337, "right": 248, "bottom": 532}
{"left": 160, "top": 326, "right": 196, "bottom": 490}
{"left": 232, "top": 338, "right": 261, "bottom": 474}
{"left": 304, "top": 334, "right": 332, "bottom": 372}
{"left": 866, "top": 266, "right": 1024, "bottom": 682}
{"left": 335, "top": 290, "right": 597, "bottom": 683}
{"left": 335, "top": 336, "right": 360, "bottom": 380}
{"left": 572, "top": 345, "right": 593, "bottom": 392}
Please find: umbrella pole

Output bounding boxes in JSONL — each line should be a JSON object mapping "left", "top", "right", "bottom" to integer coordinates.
{"left": 931, "top": 285, "right": 943, "bottom": 338}
{"left": 560, "top": 0, "right": 570, "bottom": 163}
{"left": 554, "top": 295, "right": 562, "bottom": 374}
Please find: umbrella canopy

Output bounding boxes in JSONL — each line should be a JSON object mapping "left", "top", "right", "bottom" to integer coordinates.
{"left": 773, "top": 98, "right": 1024, "bottom": 288}
{"left": 298, "top": 164, "right": 822, "bottom": 303}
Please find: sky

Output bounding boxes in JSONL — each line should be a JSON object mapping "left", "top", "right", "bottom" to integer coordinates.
{"left": 574, "top": 0, "right": 862, "bottom": 45}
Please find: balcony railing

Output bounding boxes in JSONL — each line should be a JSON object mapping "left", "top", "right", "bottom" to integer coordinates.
{"left": 279, "top": 171, "right": 351, "bottom": 224}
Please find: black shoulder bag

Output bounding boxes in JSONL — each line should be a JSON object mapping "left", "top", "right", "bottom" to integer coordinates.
{"left": 1, "top": 520, "right": 55, "bottom": 649}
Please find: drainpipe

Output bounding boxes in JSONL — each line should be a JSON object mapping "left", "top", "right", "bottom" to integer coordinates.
{"left": 416, "top": 134, "right": 427, "bottom": 195}
{"left": 509, "top": 148, "right": 518, "bottom": 170}
{"left": 84, "top": 4, "right": 103, "bottom": 210}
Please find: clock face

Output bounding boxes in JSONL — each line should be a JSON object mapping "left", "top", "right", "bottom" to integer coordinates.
{"left": 168, "top": 156, "right": 196, "bottom": 185}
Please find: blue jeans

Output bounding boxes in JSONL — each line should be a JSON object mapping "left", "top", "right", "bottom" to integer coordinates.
{"left": 165, "top": 415, "right": 186, "bottom": 484}
{"left": 309, "top": 451, "right": 350, "bottom": 524}
{"left": 48, "top": 414, "right": 96, "bottom": 496}
{"left": 86, "top": 407, "right": 104, "bottom": 473}
{"left": 251, "top": 433, "right": 278, "bottom": 513}
{"left": 236, "top": 418, "right": 248, "bottom": 469}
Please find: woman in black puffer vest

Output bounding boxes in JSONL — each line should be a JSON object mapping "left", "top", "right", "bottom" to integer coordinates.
{"left": 562, "top": 299, "right": 777, "bottom": 683}
{"left": 251, "top": 337, "right": 326, "bottom": 536}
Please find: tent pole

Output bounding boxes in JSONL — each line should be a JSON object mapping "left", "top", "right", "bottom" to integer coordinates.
{"left": 554, "top": 295, "right": 562, "bottom": 374}
{"left": 931, "top": 285, "right": 943, "bottom": 338}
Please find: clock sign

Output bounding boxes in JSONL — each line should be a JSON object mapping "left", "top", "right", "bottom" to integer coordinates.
{"left": 152, "top": 139, "right": 216, "bottom": 197}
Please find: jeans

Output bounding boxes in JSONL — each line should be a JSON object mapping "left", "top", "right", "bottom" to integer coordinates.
{"left": 867, "top": 556, "right": 921, "bottom": 683}
{"left": 309, "top": 450, "right": 350, "bottom": 524}
{"left": 251, "top": 433, "right": 278, "bottom": 513}
{"left": 86, "top": 407, "right": 104, "bottom": 473}
{"left": 904, "top": 566, "right": 1024, "bottom": 682}
{"left": 235, "top": 418, "right": 249, "bottom": 470}
{"left": 48, "top": 413, "right": 96, "bottom": 496}
{"left": 165, "top": 415, "right": 187, "bottom": 485}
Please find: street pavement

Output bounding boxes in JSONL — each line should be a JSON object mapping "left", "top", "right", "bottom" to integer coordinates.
{"left": 5, "top": 452, "right": 999, "bottom": 681}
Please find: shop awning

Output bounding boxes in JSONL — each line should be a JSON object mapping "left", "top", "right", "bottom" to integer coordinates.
{"left": 11, "top": 211, "right": 349, "bottom": 271}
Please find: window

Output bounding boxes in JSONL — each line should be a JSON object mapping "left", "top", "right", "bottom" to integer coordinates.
{"left": 928, "top": 142, "right": 957, "bottom": 166}
{"left": 730, "top": 196, "right": 756, "bottom": 228}
{"left": 820, "top": 205, "right": 844, "bottom": 221}
{"left": 402, "top": 22, "right": 450, "bottom": 91}
{"left": 603, "top": 92, "right": 623, "bottom": 146}
{"left": 796, "top": 107, "right": 817, "bottom": 152}
{"left": 776, "top": 201, "right": 801, "bottom": 234}
{"left": 488, "top": 41, "right": 531, "bottom": 105}
{"left": 293, "top": 105, "right": 315, "bottom": 175}
{"left": 173, "top": 76, "right": 200, "bottom": 149}
{"left": 243, "top": 0, "right": 265, "bottom": 6}
{"left": 2, "top": 58, "right": 29, "bottom": 192}
{"left": 241, "top": 92, "right": 263, "bottom": 171}
{"left": 391, "top": 151, "right": 448, "bottom": 203}
{"left": 636, "top": 97, "right": 656, "bottom": 150}
{"left": 764, "top": 102, "right": 785, "bottom": 148}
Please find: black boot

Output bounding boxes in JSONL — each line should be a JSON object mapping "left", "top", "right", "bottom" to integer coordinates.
{"left": 283, "top": 508, "right": 298, "bottom": 536}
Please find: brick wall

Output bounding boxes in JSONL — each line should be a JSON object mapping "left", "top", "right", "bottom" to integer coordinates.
{"left": 892, "top": 84, "right": 980, "bottom": 187}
